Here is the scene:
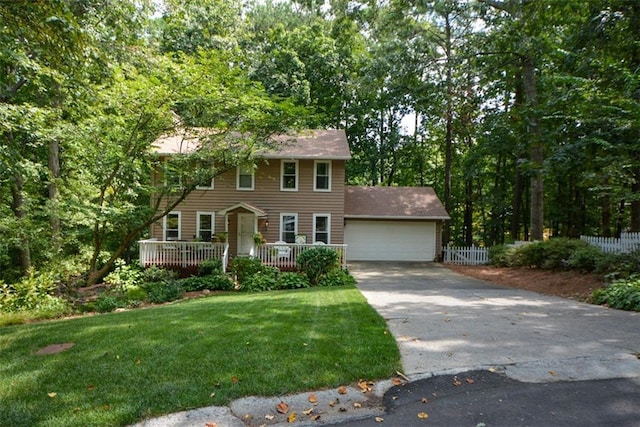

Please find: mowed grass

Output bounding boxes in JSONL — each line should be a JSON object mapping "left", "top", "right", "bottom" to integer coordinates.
{"left": 0, "top": 285, "right": 401, "bottom": 427}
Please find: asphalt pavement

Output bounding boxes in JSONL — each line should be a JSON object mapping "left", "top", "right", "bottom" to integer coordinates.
{"left": 133, "top": 262, "right": 640, "bottom": 427}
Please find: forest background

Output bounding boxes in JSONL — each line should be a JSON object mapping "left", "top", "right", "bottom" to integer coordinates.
{"left": 2, "top": 0, "right": 639, "bottom": 285}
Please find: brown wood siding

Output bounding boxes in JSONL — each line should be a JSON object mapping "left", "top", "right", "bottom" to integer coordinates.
{"left": 150, "top": 159, "right": 346, "bottom": 244}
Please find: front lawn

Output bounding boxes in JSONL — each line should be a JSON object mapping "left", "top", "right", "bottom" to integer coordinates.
{"left": 0, "top": 285, "right": 400, "bottom": 427}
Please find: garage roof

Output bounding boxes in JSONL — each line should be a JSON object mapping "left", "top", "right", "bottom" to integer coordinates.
{"left": 345, "top": 186, "right": 450, "bottom": 220}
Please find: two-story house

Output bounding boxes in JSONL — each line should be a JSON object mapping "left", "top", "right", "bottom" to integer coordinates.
{"left": 140, "top": 129, "right": 449, "bottom": 272}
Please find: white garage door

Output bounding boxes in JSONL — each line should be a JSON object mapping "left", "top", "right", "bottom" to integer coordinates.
{"left": 344, "top": 220, "right": 436, "bottom": 261}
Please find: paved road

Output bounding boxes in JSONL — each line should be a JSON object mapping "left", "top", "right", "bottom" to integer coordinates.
{"left": 333, "top": 262, "right": 640, "bottom": 426}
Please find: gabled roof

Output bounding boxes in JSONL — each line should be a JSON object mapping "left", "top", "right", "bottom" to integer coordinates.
{"left": 344, "top": 186, "right": 450, "bottom": 220}
{"left": 218, "top": 202, "right": 267, "bottom": 217}
{"left": 153, "top": 129, "right": 351, "bottom": 160}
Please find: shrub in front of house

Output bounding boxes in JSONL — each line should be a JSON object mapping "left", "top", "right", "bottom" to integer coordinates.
{"left": 230, "top": 257, "right": 266, "bottom": 285}
{"left": 275, "top": 272, "right": 311, "bottom": 290}
{"left": 0, "top": 272, "right": 71, "bottom": 317}
{"left": 178, "top": 274, "right": 234, "bottom": 292}
{"left": 566, "top": 245, "right": 610, "bottom": 273}
{"left": 488, "top": 245, "right": 514, "bottom": 267}
{"left": 508, "top": 238, "right": 590, "bottom": 269}
{"left": 296, "top": 247, "right": 339, "bottom": 285}
{"left": 142, "top": 280, "right": 184, "bottom": 303}
{"left": 318, "top": 268, "right": 357, "bottom": 287}
{"left": 242, "top": 268, "right": 279, "bottom": 292}
{"left": 198, "top": 259, "right": 223, "bottom": 276}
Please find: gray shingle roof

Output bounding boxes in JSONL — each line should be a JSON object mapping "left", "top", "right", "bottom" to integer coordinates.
{"left": 153, "top": 129, "right": 351, "bottom": 160}
{"left": 345, "top": 186, "right": 450, "bottom": 219}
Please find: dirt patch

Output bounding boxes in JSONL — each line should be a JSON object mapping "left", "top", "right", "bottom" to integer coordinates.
{"left": 36, "top": 343, "right": 75, "bottom": 355}
{"left": 444, "top": 264, "right": 605, "bottom": 302}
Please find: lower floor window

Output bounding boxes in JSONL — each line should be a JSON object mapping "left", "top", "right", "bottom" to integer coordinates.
{"left": 313, "top": 214, "right": 330, "bottom": 244}
{"left": 197, "top": 212, "right": 215, "bottom": 241}
{"left": 280, "top": 213, "right": 298, "bottom": 243}
{"left": 164, "top": 211, "right": 181, "bottom": 240}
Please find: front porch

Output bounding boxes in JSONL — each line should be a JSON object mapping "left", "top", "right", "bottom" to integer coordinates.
{"left": 138, "top": 240, "right": 348, "bottom": 273}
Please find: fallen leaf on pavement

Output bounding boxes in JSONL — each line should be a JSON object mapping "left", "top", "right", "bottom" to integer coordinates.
{"left": 353, "top": 402, "right": 362, "bottom": 408}
{"left": 287, "top": 412, "right": 296, "bottom": 423}
{"left": 418, "top": 412, "right": 429, "bottom": 419}
{"left": 391, "top": 378, "right": 404, "bottom": 386}
{"left": 549, "top": 370, "right": 557, "bottom": 376}
{"left": 466, "top": 378, "right": 475, "bottom": 384}
{"left": 375, "top": 416, "right": 384, "bottom": 423}
{"left": 308, "top": 393, "right": 318, "bottom": 404}
{"left": 205, "top": 423, "right": 217, "bottom": 427}
{"left": 453, "top": 379, "right": 462, "bottom": 386}
{"left": 303, "top": 408, "right": 314, "bottom": 415}
{"left": 276, "top": 402, "right": 289, "bottom": 414}
{"left": 358, "top": 380, "right": 373, "bottom": 392}
{"left": 265, "top": 414, "right": 275, "bottom": 420}
{"left": 421, "top": 397, "right": 429, "bottom": 403}
{"left": 337, "top": 386, "right": 348, "bottom": 394}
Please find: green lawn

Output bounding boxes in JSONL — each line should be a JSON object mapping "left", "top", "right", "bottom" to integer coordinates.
{"left": 0, "top": 285, "right": 401, "bottom": 427}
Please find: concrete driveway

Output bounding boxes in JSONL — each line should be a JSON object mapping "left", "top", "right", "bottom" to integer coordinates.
{"left": 350, "top": 262, "right": 640, "bottom": 383}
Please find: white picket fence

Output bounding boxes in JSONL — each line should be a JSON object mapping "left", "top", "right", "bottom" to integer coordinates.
{"left": 443, "top": 244, "right": 489, "bottom": 265}
{"left": 580, "top": 232, "right": 640, "bottom": 254}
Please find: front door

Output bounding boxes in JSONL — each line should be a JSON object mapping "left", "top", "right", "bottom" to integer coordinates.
{"left": 237, "top": 213, "right": 255, "bottom": 255}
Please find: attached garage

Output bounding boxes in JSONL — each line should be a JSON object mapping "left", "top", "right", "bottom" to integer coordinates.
{"left": 344, "top": 186, "right": 449, "bottom": 262}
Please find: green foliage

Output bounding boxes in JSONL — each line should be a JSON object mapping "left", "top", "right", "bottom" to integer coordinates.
{"left": 0, "top": 272, "right": 68, "bottom": 314}
{"left": 275, "top": 272, "right": 311, "bottom": 290}
{"left": 318, "top": 269, "right": 357, "bottom": 287}
{"left": 592, "top": 277, "right": 640, "bottom": 312}
{"left": 296, "top": 247, "right": 339, "bottom": 285}
{"left": 178, "top": 274, "right": 234, "bottom": 292}
{"left": 104, "top": 259, "right": 142, "bottom": 289}
{"left": 230, "top": 257, "right": 266, "bottom": 285}
{"left": 600, "top": 250, "right": 640, "bottom": 281}
{"left": 198, "top": 258, "right": 223, "bottom": 276}
{"left": 93, "top": 295, "right": 127, "bottom": 313}
{"left": 509, "top": 239, "right": 590, "bottom": 269}
{"left": 566, "top": 246, "right": 610, "bottom": 273}
{"left": 141, "top": 281, "right": 184, "bottom": 304}
{"left": 488, "top": 245, "right": 514, "bottom": 267}
{"left": 141, "top": 266, "right": 177, "bottom": 283}
{"left": 242, "top": 268, "right": 279, "bottom": 292}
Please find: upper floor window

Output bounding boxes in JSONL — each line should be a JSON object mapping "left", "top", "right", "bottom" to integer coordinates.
{"left": 281, "top": 160, "right": 298, "bottom": 191}
{"left": 195, "top": 161, "right": 214, "bottom": 190}
{"left": 196, "top": 211, "right": 215, "bottom": 241}
{"left": 237, "top": 165, "right": 254, "bottom": 190}
{"left": 313, "top": 214, "right": 331, "bottom": 244}
{"left": 280, "top": 213, "right": 298, "bottom": 243}
{"left": 164, "top": 159, "right": 182, "bottom": 189}
{"left": 163, "top": 211, "right": 181, "bottom": 240}
{"left": 314, "top": 161, "right": 331, "bottom": 191}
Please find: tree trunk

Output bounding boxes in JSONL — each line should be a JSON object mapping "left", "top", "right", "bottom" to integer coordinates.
{"left": 443, "top": 12, "right": 453, "bottom": 246}
{"left": 10, "top": 173, "right": 31, "bottom": 274}
{"left": 48, "top": 138, "right": 61, "bottom": 249}
{"left": 522, "top": 53, "right": 544, "bottom": 240}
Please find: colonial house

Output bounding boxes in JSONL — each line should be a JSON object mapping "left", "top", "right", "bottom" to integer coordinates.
{"left": 139, "top": 129, "right": 449, "bottom": 272}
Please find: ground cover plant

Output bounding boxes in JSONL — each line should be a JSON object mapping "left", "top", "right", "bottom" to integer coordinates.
{"left": 0, "top": 285, "right": 400, "bottom": 427}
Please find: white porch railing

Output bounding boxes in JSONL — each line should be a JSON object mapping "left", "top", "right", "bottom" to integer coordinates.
{"left": 443, "top": 244, "right": 489, "bottom": 265}
{"left": 139, "top": 240, "right": 229, "bottom": 271}
{"left": 251, "top": 243, "right": 348, "bottom": 270}
{"left": 580, "top": 232, "right": 640, "bottom": 254}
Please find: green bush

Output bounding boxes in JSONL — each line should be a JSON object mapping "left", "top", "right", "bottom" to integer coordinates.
{"left": 592, "top": 276, "right": 640, "bottom": 311}
{"left": 230, "top": 257, "right": 265, "bottom": 285}
{"left": 318, "top": 269, "right": 357, "bottom": 287}
{"left": 178, "top": 274, "right": 234, "bottom": 292}
{"left": 141, "top": 266, "right": 177, "bottom": 283}
{"left": 509, "top": 238, "right": 590, "bottom": 270}
{"left": 142, "top": 281, "right": 183, "bottom": 304}
{"left": 566, "top": 246, "right": 609, "bottom": 273}
{"left": 104, "top": 260, "right": 142, "bottom": 289}
{"left": 0, "top": 272, "right": 69, "bottom": 315}
{"left": 242, "top": 268, "right": 278, "bottom": 292}
{"left": 94, "top": 294, "right": 127, "bottom": 313}
{"left": 488, "top": 245, "right": 514, "bottom": 267}
{"left": 198, "top": 259, "right": 223, "bottom": 276}
{"left": 275, "top": 272, "right": 311, "bottom": 290}
{"left": 297, "top": 247, "right": 339, "bottom": 285}
{"left": 601, "top": 250, "right": 640, "bottom": 280}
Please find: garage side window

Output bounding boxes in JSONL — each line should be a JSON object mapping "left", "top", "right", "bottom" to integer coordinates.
{"left": 163, "top": 211, "right": 181, "bottom": 241}
{"left": 313, "top": 214, "right": 330, "bottom": 244}
{"left": 280, "top": 213, "right": 298, "bottom": 243}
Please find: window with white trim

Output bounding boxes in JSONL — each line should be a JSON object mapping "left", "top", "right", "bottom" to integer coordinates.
{"left": 281, "top": 160, "right": 298, "bottom": 191}
{"left": 313, "top": 214, "right": 331, "bottom": 244}
{"left": 237, "top": 165, "right": 254, "bottom": 190}
{"left": 314, "top": 161, "right": 331, "bottom": 191}
{"left": 164, "top": 159, "right": 182, "bottom": 188}
{"left": 196, "top": 211, "right": 215, "bottom": 241}
{"left": 163, "top": 211, "right": 181, "bottom": 240}
{"left": 195, "top": 162, "right": 214, "bottom": 189}
{"left": 280, "top": 213, "right": 298, "bottom": 243}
